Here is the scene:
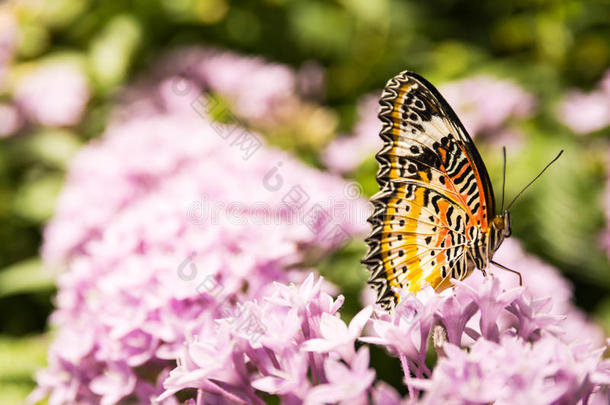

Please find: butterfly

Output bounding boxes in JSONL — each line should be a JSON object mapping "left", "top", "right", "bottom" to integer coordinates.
{"left": 362, "top": 71, "right": 514, "bottom": 310}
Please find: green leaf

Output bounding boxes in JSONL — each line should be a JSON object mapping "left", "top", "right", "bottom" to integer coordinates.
{"left": 0, "top": 258, "right": 55, "bottom": 298}
{"left": 0, "top": 334, "right": 49, "bottom": 405}
{"left": 39, "top": 0, "right": 91, "bottom": 29}
{"left": 89, "top": 14, "right": 142, "bottom": 92}
{"left": 24, "top": 129, "right": 82, "bottom": 169}
{"left": 13, "top": 173, "right": 64, "bottom": 223}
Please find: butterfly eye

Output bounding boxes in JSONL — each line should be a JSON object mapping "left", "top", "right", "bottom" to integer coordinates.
{"left": 492, "top": 216, "right": 504, "bottom": 230}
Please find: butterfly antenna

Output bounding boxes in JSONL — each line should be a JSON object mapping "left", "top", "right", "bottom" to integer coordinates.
{"left": 500, "top": 146, "right": 507, "bottom": 212}
{"left": 505, "top": 150, "right": 564, "bottom": 211}
{"left": 491, "top": 260, "right": 522, "bottom": 286}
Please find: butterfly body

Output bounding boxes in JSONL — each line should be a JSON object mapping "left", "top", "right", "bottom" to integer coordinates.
{"left": 363, "top": 71, "right": 512, "bottom": 309}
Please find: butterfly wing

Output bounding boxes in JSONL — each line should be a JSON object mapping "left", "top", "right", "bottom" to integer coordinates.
{"left": 363, "top": 71, "right": 496, "bottom": 309}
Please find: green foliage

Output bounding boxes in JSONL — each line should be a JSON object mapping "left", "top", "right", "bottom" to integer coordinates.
{"left": 0, "top": 334, "right": 49, "bottom": 405}
{"left": 0, "top": 258, "right": 55, "bottom": 298}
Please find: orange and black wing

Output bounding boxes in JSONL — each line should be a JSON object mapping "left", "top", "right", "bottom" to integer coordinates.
{"left": 362, "top": 71, "right": 496, "bottom": 309}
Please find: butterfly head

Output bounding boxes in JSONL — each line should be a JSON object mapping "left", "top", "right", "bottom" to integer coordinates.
{"left": 484, "top": 210, "right": 511, "bottom": 262}
{"left": 492, "top": 210, "right": 512, "bottom": 238}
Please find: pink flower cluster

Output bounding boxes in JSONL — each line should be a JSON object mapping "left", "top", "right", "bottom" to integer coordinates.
{"left": 323, "top": 75, "right": 535, "bottom": 173}
{"left": 14, "top": 61, "right": 90, "bottom": 127}
{"left": 440, "top": 75, "right": 535, "bottom": 136}
{"left": 33, "top": 92, "right": 368, "bottom": 403}
{"left": 413, "top": 335, "right": 609, "bottom": 405}
{"left": 0, "top": 102, "right": 21, "bottom": 137}
{"left": 0, "top": 8, "right": 21, "bottom": 137}
{"left": 160, "top": 274, "right": 376, "bottom": 404}
{"left": 558, "top": 70, "right": 610, "bottom": 134}
{"left": 0, "top": 7, "right": 17, "bottom": 93}
{"left": 323, "top": 95, "right": 381, "bottom": 173}
{"left": 0, "top": 3, "right": 91, "bottom": 135}
{"left": 156, "top": 242, "right": 609, "bottom": 404}
{"left": 384, "top": 276, "right": 609, "bottom": 404}
{"left": 118, "top": 47, "right": 319, "bottom": 129}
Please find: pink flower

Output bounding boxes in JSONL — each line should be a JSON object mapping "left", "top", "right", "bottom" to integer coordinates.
{"left": 34, "top": 92, "right": 367, "bottom": 403}
{"left": 14, "top": 62, "right": 90, "bottom": 127}
{"left": 43, "top": 109, "right": 368, "bottom": 264}
{"left": 371, "top": 382, "right": 405, "bottom": 405}
{"left": 302, "top": 306, "right": 373, "bottom": 362}
{"left": 558, "top": 69, "right": 610, "bottom": 134}
{"left": 323, "top": 94, "right": 381, "bottom": 173}
{"left": 490, "top": 238, "right": 605, "bottom": 345}
{"left": 411, "top": 335, "right": 610, "bottom": 405}
{"left": 0, "top": 102, "right": 22, "bottom": 137}
{"left": 558, "top": 90, "right": 610, "bottom": 134}
{"left": 433, "top": 293, "right": 478, "bottom": 346}
{"left": 361, "top": 289, "right": 439, "bottom": 383}
{"left": 305, "top": 347, "right": 376, "bottom": 405}
{"left": 360, "top": 253, "right": 608, "bottom": 400}
{"left": 453, "top": 277, "right": 522, "bottom": 342}
{"left": 491, "top": 239, "right": 572, "bottom": 305}
{"left": 160, "top": 274, "right": 351, "bottom": 404}
{"left": 440, "top": 75, "right": 535, "bottom": 135}
{"left": 0, "top": 9, "right": 17, "bottom": 92}
{"left": 251, "top": 351, "right": 310, "bottom": 399}
{"left": 197, "top": 49, "right": 296, "bottom": 121}
{"left": 118, "top": 47, "right": 301, "bottom": 127}
{"left": 89, "top": 363, "right": 137, "bottom": 405}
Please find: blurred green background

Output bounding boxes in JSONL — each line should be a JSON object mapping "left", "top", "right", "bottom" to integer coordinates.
{"left": 0, "top": 0, "right": 609, "bottom": 403}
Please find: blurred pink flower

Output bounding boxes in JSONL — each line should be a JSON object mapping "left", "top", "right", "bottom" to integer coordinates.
{"left": 118, "top": 47, "right": 303, "bottom": 127}
{"left": 34, "top": 93, "right": 368, "bottom": 403}
{"left": 0, "top": 102, "right": 22, "bottom": 137}
{"left": 43, "top": 109, "right": 368, "bottom": 265}
{"left": 323, "top": 94, "right": 381, "bottom": 173}
{"left": 296, "top": 61, "right": 325, "bottom": 100}
{"left": 196, "top": 50, "right": 296, "bottom": 121}
{"left": 0, "top": 9, "right": 17, "bottom": 92}
{"left": 89, "top": 363, "right": 137, "bottom": 405}
{"left": 14, "top": 62, "right": 90, "bottom": 127}
{"left": 371, "top": 382, "right": 405, "bottom": 405}
{"left": 558, "top": 90, "right": 610, "bottom": 134}
{"left": 558, "top": 70, "right": 610, "bottom": 134}
{"left": 440, "top": 75, "right": 535, "bottom": 136}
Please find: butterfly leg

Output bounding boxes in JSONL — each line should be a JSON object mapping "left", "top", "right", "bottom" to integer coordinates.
{"left": 491, "top": 260, "right": 523, "bottom": 286}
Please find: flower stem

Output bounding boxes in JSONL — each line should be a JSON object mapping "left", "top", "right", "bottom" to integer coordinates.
{"left": 400, "top": 354, "right": 416, "bottom": 399}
